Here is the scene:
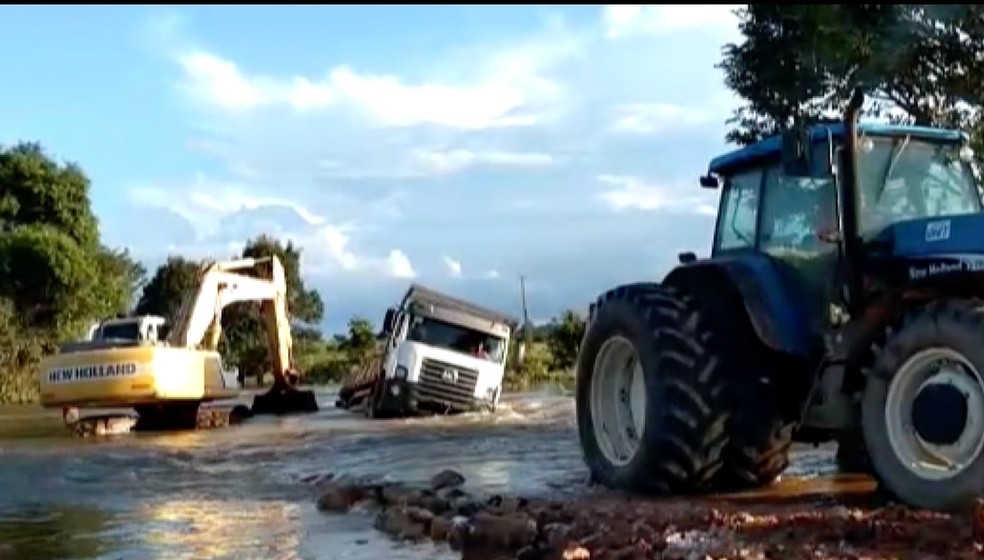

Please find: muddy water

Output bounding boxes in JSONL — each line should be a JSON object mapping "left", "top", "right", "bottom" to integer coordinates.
{"left": 0, "top": 387, "right": 841, "bottom": 560}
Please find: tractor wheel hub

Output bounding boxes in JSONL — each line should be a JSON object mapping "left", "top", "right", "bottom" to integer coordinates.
{"left": 911, "top": 382, "right": 968, "bottom": 446}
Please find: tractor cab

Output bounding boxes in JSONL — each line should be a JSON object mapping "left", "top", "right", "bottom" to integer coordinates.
{"left": 697, "top": 121, "right": 982, "bottom": 331}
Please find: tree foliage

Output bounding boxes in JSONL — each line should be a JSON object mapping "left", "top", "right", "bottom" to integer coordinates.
{"left": 219, "top": 235, "right": 325, "bottom": 382}
{"left": 0, "top": 142, "right": 144, "bottom": 401}
{"left": 545, "top": 309, "right": 586, "bottom": 371}
{"left": 135, "top": 256, "right": 201, "bottom": 322}
{"left": 342, "top": 316, "right": 377, "bottom": 357}
{"left": 720, "top": 5, "right": 984, "bottom": 147}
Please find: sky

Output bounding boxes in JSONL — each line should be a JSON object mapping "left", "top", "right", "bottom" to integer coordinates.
{"left": 0, "top": 5, "right": 745, "bottom": 334}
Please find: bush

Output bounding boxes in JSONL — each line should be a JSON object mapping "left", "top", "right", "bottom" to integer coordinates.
{"left": 0, "top": 299, "right": 45, "bottom": 403}
{"left": 504, "top": 340, "right": 573, "bottom": 391}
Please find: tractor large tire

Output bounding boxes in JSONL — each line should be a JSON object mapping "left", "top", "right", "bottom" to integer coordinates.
{"left": 687, "top": 286, "right": 794, "bottom": 490}
{"left": 576, "top": 283, "right": 729, "bottom": 494}
{"left": 721, "top": 372, "right": 794, "bottom": 489}
{"left": 863, "top": 299, "right": 984, "bottom": 511}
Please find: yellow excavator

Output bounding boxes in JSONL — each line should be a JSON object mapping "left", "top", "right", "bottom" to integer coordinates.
{"left": 38, "top": 255, "right": 318, "bottom": 430}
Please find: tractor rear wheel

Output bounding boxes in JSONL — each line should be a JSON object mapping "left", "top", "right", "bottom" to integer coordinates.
{"left": 684, "top": 287, "right": 794, "bottom": 490}
{"left": 576, "top": 283, "right": 729, "bottom": 493}
{"left": 721, "top": 374, "right": 794, "bottom": 489}
{"left": 864, "top": 299, "right": 984, "bottom": 510}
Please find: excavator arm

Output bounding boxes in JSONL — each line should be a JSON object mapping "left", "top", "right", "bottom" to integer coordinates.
{"left": 166, "top": 256, "right": 299, "bottom": 388}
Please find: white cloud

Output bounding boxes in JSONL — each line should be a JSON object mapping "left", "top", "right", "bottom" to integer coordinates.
{"left": 127, "top": 177, "right": 326, "bottom": 240}
{"left": 122, "top": 6, "right": 742, "bottom": 331}
{"left": 175, "top": 35, "right": 576, "bottom": 130}
{"left": 610, "top": 102, "right": 711, "bottom": 134}
{"left": 596, "top": 174, "right": 717, "bottom": 214}
{"left": 602, "top": 5, "right": 741, "bottom": 40}
{"left": 411, "top": 149, "right": 555, "bottom": 176}
{"left": 387, "top": 250, "right": 416, "bottom": 279}
{"left": 442, "top": 256, "right": 463, "bottom": 279}
{"left": 126, "top": 176, "right": 423, "bottom": 279}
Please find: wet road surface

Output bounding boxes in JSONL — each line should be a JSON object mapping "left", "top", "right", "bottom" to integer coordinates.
{"left": 0, "top": 386, "right": 843, "bottom": 560}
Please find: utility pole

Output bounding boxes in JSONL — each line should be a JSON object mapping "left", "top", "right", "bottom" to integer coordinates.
{"left": 518, "top": 275, "right": 532, "bottom": 365}
{"left": 519, "top": 275, "right": 532, "bottom": 331}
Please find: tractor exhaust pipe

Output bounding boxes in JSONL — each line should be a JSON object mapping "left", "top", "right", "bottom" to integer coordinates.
{"left": 844, "top": 88, "right": 865, "bottom": 143}
{"left": 840, "top": 87, "right": 866, "bottom": 311}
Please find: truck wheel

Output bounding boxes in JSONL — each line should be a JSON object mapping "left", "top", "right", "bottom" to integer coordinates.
{"left": 864, "top": 299, "right": 984, "bottom": 510}
{"left": 576, "top": 283, "right": 729, "bottom": 494}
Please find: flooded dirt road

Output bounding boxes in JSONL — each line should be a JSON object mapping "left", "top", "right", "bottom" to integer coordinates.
{"left": 0, "top": 387, "right": 843, "bottom": 560}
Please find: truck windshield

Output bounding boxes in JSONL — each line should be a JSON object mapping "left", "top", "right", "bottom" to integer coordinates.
{"left": 407, "top": 316, "right": 506, "bottom": 364}
{"left": 856, "top": 135, "right": 982, "bottom": 238}
{"left": 97, "top": 323, "right": 141, "bottom": 340}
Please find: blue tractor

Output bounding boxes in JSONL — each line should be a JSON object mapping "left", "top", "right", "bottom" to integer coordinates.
{"left": 576, "top": 89, "right": 984, "bottom": 511}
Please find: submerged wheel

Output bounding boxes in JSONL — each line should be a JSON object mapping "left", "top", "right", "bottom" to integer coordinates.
{"left": 864, "top": 299, "right": 984, "bottom": 510}
{"left": 576, "top": 283, "right": 729, "bottom": 494}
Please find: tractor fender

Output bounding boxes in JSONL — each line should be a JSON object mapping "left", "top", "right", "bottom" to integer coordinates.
{"left": 663, "top": 254, "right": 813, "bottom": 358}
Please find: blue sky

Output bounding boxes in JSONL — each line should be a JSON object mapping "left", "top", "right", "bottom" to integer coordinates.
{"left": 0, "top": 5, "right": 743, "bottom": 333}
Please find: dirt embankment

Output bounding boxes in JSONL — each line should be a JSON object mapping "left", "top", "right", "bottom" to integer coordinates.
{"left": 308, "top": 470, "right": 984, "bottom": 560}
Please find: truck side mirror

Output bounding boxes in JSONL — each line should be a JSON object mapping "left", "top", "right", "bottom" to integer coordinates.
{"left": 699, "top": 175, "right": 719, "bottom": 189}
{"left": 383, "top": 308, "right": 397, "bottom": 333}
{"left": 781, "top": 127, "right": 812, "bottom": 176}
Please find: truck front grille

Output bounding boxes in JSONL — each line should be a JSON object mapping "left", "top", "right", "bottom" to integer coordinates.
{"left": 418, "top": 358, "right": 480, "bottom": 409}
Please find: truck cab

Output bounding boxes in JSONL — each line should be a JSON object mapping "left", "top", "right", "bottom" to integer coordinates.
{"left": 371, "top": 284, "right": 517, "bottom": 415}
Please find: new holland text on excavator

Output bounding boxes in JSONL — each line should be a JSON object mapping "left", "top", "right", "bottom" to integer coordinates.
{"left": 38, "top": 255, "right": 319, "bottom": 431}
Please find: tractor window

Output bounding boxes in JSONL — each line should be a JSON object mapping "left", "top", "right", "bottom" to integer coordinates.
{"left": 857, "top": 136, "right": 982, "bottom": 238}
{"left": 760, "top": 165, "right": 837, "bottom": 256}
{"left": 714, "top": 169, "right": 761, "bottom": 252}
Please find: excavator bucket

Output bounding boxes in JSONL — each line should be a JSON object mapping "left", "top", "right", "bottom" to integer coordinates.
{"left": 250, "top": 294, "right": 320, "bottom": 416}
{"left": 251, "top": 385, "right": 319, "bottom": 415}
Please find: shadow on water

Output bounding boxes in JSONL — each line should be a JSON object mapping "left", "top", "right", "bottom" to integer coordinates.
{"left": 0, "top": 504, "right": 115, "bottom": 560}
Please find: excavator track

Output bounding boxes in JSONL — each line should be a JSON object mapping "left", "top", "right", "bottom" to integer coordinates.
{"left": 65, "top": 404, "right": 255, "bottom": 438}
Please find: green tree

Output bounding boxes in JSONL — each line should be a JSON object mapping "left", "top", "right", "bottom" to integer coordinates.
{"left": 219, "top": 235, "right": 325, "bottom": 383}
{"left": 545, "top": 309, "right": 586, "bottom": 371}
{"left": 0, "top": 142, "right": 140, "bottom": 401}
{"left": 719, "top": 5, "right": 984, "bottom": 146}
{"left": 0, "top": 143, "right": 138, "bottom": 336}
{"left": 240, "top": 234, "right": 324, "bottom": 324}
{"left": 342, "top": 316, "right": 377, "bottom": 358}
{"left": 135, "top": 256, "right": 201, "bottom": 322}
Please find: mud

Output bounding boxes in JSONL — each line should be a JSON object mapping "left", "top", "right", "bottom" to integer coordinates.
{"left": 314, "top": 471, "right": 984, "bottom": 560}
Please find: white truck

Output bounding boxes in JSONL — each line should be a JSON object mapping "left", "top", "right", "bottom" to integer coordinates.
{"left": 336, "top": 284, "right": 519, "bottom": 417}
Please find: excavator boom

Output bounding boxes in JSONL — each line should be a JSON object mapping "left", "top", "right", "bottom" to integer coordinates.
{"left": 166, "top": 256, "right": 297, "bottom": 386}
